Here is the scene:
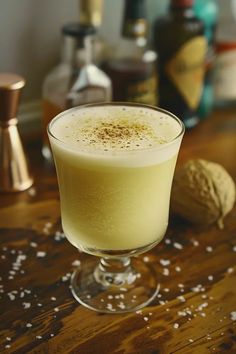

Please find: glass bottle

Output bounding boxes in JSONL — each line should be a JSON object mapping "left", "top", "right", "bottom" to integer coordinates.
{"left": 153, "top": 0, "right": 207, "bottom": 128}
{"left": 42, "top": 24, "right": 111, "bottom": 160}
{"left": 194, "top": 0, "right": 219, "bottom": 118}
{"left": 104, "top": 0, "right": 158, "bottom": 106}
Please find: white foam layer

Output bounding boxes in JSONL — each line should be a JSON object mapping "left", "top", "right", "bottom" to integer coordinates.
{"left": 50, "top": 105, "right": 184, "bottom": 167}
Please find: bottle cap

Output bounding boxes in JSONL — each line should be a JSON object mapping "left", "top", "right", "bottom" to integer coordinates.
{"left": 62, "top": 23, "right": 96, "bottom": 38}
{"left": 171, "top": 0, "right": 194, "bottom": 7}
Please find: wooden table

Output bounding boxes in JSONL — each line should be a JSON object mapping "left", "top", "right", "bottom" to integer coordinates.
{"left": 0, "top": 109, "right": 236, "bottom": 354}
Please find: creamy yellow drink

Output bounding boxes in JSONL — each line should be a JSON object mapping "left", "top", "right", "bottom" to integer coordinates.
{"left": 49, "top": 104, "right": 183, "bottom": 252}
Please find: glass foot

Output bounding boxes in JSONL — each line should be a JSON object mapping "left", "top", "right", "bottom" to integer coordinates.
{"left": 70, "top": 256, "right": 160, "bottom": 313}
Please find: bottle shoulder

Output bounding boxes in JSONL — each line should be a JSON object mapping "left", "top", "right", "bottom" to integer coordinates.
{"left": 153, "top": 13, "right": 205, "bottom": 53}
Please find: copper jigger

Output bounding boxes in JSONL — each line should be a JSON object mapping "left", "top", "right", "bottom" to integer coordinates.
{"left": 0, "top": 73, "right": 33, "bottom": 192}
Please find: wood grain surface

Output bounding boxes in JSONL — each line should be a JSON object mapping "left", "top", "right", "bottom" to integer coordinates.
{"left": 0, "top": 109, "right": 236, "bottom": 354}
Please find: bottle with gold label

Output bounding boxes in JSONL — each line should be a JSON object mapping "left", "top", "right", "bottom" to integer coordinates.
{"left": 153, "top": 0, "right": 207, "bottom": 128}
{"left": 104, "top": 0, "right": 158, "bottom": 106}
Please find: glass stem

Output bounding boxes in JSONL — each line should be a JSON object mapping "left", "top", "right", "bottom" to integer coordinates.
{"left": 94, "top": 257, "right": 137, "bottom": 287}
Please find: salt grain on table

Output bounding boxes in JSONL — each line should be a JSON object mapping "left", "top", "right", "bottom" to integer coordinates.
{"left": 30, "top": 242, "right": 38, "bottom": 248}
{"left": 206, "top": 246, "right": 213, "bottom": 253}
{"left": 23, "top": 302, "right": 31, "bottom": 309}
{"left": 191, "top": 239, "right": 199, "bottom": 247}
{"left": 173, "top": 242, "right": 183, "bottom": 250}
{"left": 163, "top": 268, "right": 169, "bottom": 276}
{"left": 160, "top": 259, "right": 170, "bottom": 266}
{"left": 230, "top": 311, "right": 236, "bottom": 321}
{"left": 36, "top": 251, "right": 46, "bottom": 258}
{"left": 175, "top": 266, "right": 181, "bottom": 272}
{"left": 71, "top": 260, "right": 81, "bottom": 267}
{"left": 227, "top": 267, "right": 234, "bottom": 274}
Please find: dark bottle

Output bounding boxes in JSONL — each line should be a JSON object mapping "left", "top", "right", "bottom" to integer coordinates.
{"left": 153, "top": 0, "right": 207, "bottom": 128}
{"left": 104, "top": 0, "right": 158, "bottom": 106}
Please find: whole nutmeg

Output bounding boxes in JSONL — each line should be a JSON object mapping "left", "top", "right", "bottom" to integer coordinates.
{"left": 171, "top": 159, "right": 236, "bottom": 228}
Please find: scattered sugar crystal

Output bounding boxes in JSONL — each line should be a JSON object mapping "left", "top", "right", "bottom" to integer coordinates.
{"left": 165, "top": 238, "right": 171, "bottom": 244}
{"left": 28, "top": 187, "right": 36, "bottom": 196}
{"left": 8, "top": 293, "right": 15, "bottom": 301}
{"left": 86, "top": 294, "right": 91, "bottom": 299}
{"left": 188, "top": 339, "right": 194, "bottom": 343}
{"left": 230, "top": 312, "right": 236, "bottom": 321}
{"left": 71, "top": 260, "right": 81, "bottom": 267}
{"left": 160, "top": 259, "right": 170, "bottom": 266}
{"left": 163, "top": 268, "right": 169, "bottom": 276}
{"left": 173, "top": 242, "right": 183, "bottom": 250}
{"left": 30, "top": 242, "right": 38, "bottom": 248}
{"left": 5, "top": 345, "right": 11, "bottom": 349}
{"left": 36, "top": 336, "right": 42, "bottom": 339}
{"left": 143, "top": 256, "right": 149, "bottom": 262}
{"left": 227, "top": 267, "right": 234, "bottom": 274}
{"left": 175, "top": 266, "right": 181, "bottom": 272}
{"left": 136, "top": 310, "right": 142, "bottom": 314}
{"left": 166, "top": 308, "right": 170, "bottom": 312}
{"left": 178, "top": 283, "right": 184, "bottom": 288}
{"left": 178, "top": 311, "right": 187, "bottom": 317}
{"left": 117, "top": 302, "right": 126, "bottom": 309}
{"left": 177, "top": 295, "right": 186, "bottom": 303}
{"left": 173, "top": 323, "right": 179, "bottom": 329}
{"left": 120, "top": 287, "right": 127, "bottom": 292}
{"left": 143, "top": 317, "right": 149, "bottom": 321}
{"left": 200, "top": 312, "right": 206, "bottom": 317}
{"left": 37, "top": 251, "right": 46, "bottom": 258}
{"left": 107, "top": 295, "right": 113, "bottom": 299}
{"left": 51, "top": 297, "right": 57, "bottom": 301}
{"left": 6, "top": 337, "right": 11, "bottom": 341}
{"left": 191, "top": 239, "right": 199, "bottom": 247}
{"left": 23, "top": 302, "right": 31, "bottom": 309}
{"left": 1, "top": 255, "right": 6, "bottom": 260}
{"left": 208, "top": 275, "right": 214, "bottom": 281}
{"left": 54, "top": 307, "right": 59, "bottom": 312}
{"left": 26, "top": 323, "right": 32, "bottom": 328}
{"left": 8, "top": 276, "right": 14, "bottom": 280}
{"left": 233, "top": 246, "right": 236, "bottom": 252}
{"left": 50, "top": 334, "right": 54, "bottom": 337}
{"left": 163, "top": 288, "right": 170, "bottom": 292}
{"left": 61, "top": 273, "right": 71, "bottom": 282}
{"left": 206, "top": 246, "right": 213, "bottom": 253}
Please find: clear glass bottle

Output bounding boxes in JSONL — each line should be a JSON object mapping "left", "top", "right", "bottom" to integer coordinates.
{"left": 42, "top": 24, "right": 111, "bottom": 160}
{"left": 104, "top": 0, "right": 158, "bottom": 106}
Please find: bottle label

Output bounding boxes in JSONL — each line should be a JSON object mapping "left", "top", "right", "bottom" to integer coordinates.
{"left": 66, "top": 86, "right": 109, "bottom": 107}
{"left": 123, "top": 19, "right": 148, "bottom": 39}
{"left": 166, "top": 37, "right": 207, "bottom": 109}
{"left": 126, "top": 76, "right": 158, "bottom": 106}
{"left": 214, "top": 49, "right": 236, "bottom": 100}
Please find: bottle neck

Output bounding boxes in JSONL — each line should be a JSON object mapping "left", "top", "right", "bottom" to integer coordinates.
{"left": 62, "top": 34, "right": 94, "bottom": 67}
{"left": 170, "top": 0, "right": 194, "bottom": 18}
{"left": 122, "top": 0, "right": 148, "bottom": 43}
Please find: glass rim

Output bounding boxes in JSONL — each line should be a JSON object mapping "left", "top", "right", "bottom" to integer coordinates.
{"left": 47, "top": 102, "right": 185, "bottom": 157}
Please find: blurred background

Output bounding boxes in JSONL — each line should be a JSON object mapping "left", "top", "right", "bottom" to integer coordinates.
{"left": 0, "top": 0, "right": 235, "bottom": 134}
